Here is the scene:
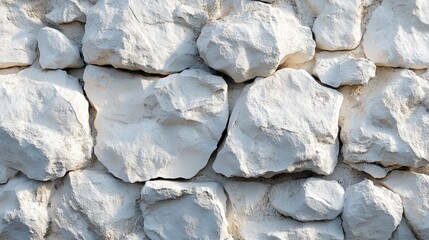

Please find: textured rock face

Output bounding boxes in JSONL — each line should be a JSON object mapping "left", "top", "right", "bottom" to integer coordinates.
{"left": 363, "top": 0, "right": 429, "bottom": 68}
{"left": 0, "top": 68, "right": 93, "bottom": 181}
{"left": 141, "top": 181, "right": 232, "bottom": 240}
{"left": 46, "top": 0, "right": 94, "bottom": 24}
{"left": 49, "top": 167, "right": 145, "bottom": 239}
{"left": 84, "top": 65, "right": 228, "bottom": 182}
{"left": 342, "top": 179, "right": 403, "bottom": 240}
{"left": 197, "top": 3, "right": 315, "bottom": 83}
{"left": 340, "top": 68, "right": 429, "bottom": 173}
{"left": 83, "top": 0, "right": 221, "bottom": 74}
{"left": 383, "top": 171, "right": 429, "bottom": 239}
{"left": 0, "top": 177, "right": 53, "bottom": 240}
{"left": 214, "top": 68, "right": 343, "bottom": 178}
{"left": 38, "top": 27, "right": 84, "bottom": 69}
{"left": 270, "top": 177, "right": 345, "bottom": 221}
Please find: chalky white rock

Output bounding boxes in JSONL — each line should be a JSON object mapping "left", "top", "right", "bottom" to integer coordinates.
{"left": 197, "top": 3, "right": 315, "bottom": 83}
{"left": 45, "top": 0, "right": 94, "bottom": 24}
{"left": 0, "top": 68, "right": 93, "bottom": 181}
{"left": 340, "top": 68, "right": 429, "bottom": 172}
{"left": 38, "top": 27, "right": 84, "bottom": 69}
{"left": 270, "top": 177, "right": 345, "bottom": 221}
{"left": 383, "top": 171, "right": 429, "bottom": 239}
{"left": 213, "top": 68, "right": 343, "bottom": 178}
{"left": 84, "top": 65, "right": 228, "bottom": 182}
{"left": 363, "top": 0, "right": 429, "bottom": 68}
{"left": 141, "top": 180, "right": 232, "bottom": 240}
{"left": 391, "top": 217, "right": 418, "bottom": 240}
{"left": 48, "top": 167, "right": 145, "bottom": 239}
{"left": 342, "top": 179, "right": 403, "bottom": 240}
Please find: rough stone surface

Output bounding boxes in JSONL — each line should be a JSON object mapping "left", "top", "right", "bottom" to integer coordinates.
{"left": 363, "top": 0, "right": 429, "bottom": 69}
{"left": 310, "top": 0, "right": 370, "bottom": 50}
{"left": 84, "top": 65, "right": 228, "bottom": 182}
{"left": 342, "top": 179, "right": 403, "bottom": 240}
{"left": 383, "top": 171, "right": 429, "bottom": 239}
{"left": 141, "top": 180, "right": 232, "bottom": 240}
{"left": 48, "top": 167, "right": 145, "bottom": 239}
{"left": 197, "top": 3, "right": 315, "bottom": 83}
{"left": 313, "top": 51, "right": 376, "bottom": 87}
{"left": 391, "top": 217, "right": 418, "bottom": 240}
{"left": 0, "top": 68, "right": 93, "bottom": 181}
{"left": 213, "top": 68, "right": 343, "bottom": 178}
{"left": 38, "top": 27, "right": 84, "bottom": 69}
{"left": 0, "top": 176, "right": 53, "bottom": 240}
{"left": 340, "top": 68, "right": 429, "bottom": 172}
{"left": 46, "top": 0, "right": 94, "bottom": 24}
{"left": 270, "top": 177, "right": 345, "bottom": 221}
{"left": 83, "top": 0, "right": 222, "bottom": 74}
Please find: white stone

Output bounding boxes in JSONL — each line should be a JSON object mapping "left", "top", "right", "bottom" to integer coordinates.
{"left": 197, "top": 3, "right": 315, "bottom": 83}
{"left": 383, "top": 171, "right": 429, "bottom": 239}
{"left": 310, "top": 0, "right": 369, "bottom": 50}
{"left": 0, "top": 168, "right": 18, "bottom": 184}
{"left": 270, "top": 177, "right": 345, "bottom": 221}
{"left": 48, "top": 167, "right": 145, "bottom": 239}
{"left": 347, "top": 162, "right": 392, "bottom": 179}
{"left": 84, "top": 65, "right": 228, "bottom": 182}
{"left": 46, "top": 0, "right": 94, "bottom": 24}
{"left": 141, "top": 180, "right": 232, "bottom": 240}
{"left": 224, "top": 181, "right": 344, "bottom": 240}
{"left": 38, "top": 27, "right": 84, "bottom": 70}
{"left": 0, "top": 68, "right": 93, "bottom": 181}
{"left": 0, "top": 176, "right": 53, "bottom": 239}
{"left": 342, "top": 179, "right": 403, "bottom": 240}
{"left": 313, "top": 51, "right": 376, "bottom": 87}
{"left": 340, "top": 68, "right": 429, "bottom": 170}
{"left": 363, "top": 0, "right": 429, "bottom": 68}
{"left": 213, "top": 68, "right": 343, "bottom": 178}
{"left": 391, "top": 217, "right": 418, "bottom": 240}
{"left": 83, "top": 0, "right": 221, "bottom": 74}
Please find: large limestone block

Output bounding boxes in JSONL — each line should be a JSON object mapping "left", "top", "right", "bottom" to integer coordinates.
{"left": 310, "top": 0, "right": 370, "bottom": 50}
{"left": 383, "top": 171, "right": 429, "bottom": 239}
{"left": 48, "top": 167, "right": 145, "bottom": 239}
{"left": 84, "top": 65, "right": 228, "bottom": 182}
{"left": 340, "top": 68, "right": 429, "bottom": 172}
{"left": 0, "top": 176, "right": 53, "bottom": 240}
{"left": 342, "top": 179, "right": 403, "bottom": 240}
{"left": 213, "top": 68, "right": 343, "bottom": 178}
{"left": 38, "top": 27, "right": 84, "bottom": 69}
{"left": 363, "top": 0, "right": 429, "bottom": 68}
{"left": 83, "top": 0, "right": 221, "bottom": 74}
{"left": 197, "top": 3, "right": 315, "bottom": 83}
{"left": 0, "top": 68, "right": 93, "bottom": 181}
{"left": 270, "top": 177, "right": 345, "bottom": 221}
{"left": 141, "top": 180, "right": 232, "bottom": 240}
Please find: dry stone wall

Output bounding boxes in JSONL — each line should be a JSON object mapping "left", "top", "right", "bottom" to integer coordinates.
{"left": 1, "top": 0, "right": 429, "bottom": 239}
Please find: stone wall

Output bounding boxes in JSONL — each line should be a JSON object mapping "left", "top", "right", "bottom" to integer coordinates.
{"left": 1, "top": 0, "right": 428, "bottom": 239}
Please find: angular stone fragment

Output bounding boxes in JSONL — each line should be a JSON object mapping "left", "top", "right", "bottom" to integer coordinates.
{"left": 0, "top": 68, "right": 93, "bottom": 181}
{"left": 391, "top": 217, "right": 418, "bottom": 240}
{"left": 310, "top": 0, "right": 370, "bottom": 50}
{"left": 0, "top": 176, "right": 53, "bottom": 239}
{"left": 363, "top": 0, "right": 429, "bottom": 68}
{"left": 83, "top": 0, "right": 221, "bottom": 74}
{"left": 141, "top": 180, "right": 232, "bottom": 240}
{"left": 48, "top": 167, "right": 145, "bottom": 239}
{"left": 197, "top": 3, "right": 315, "bottom": 83}
{"left": 46, "top": 0, "right": 94, "bottom": 24}
{"left": 383, "top": 171, "right": 429, "bottom": 239}
{"left": 38, "top": 27, "right": 84, "bottom": 69}
{"left": 313, "top": 51, "right": 376, "bottom": 87}
{"left": 225, "top": 181, "right": 344, "bottom": 240}
{"left": 270, "top": 177, "right": 345, "bottom": 221}
{"left": 342, "top": 179, "right": 402, "bottom": 240}
{"left": 213, "top": 68, "right": 343, "bottom": 178}
{"left": 340, "top": 68, "right": 429, "bottom": 170}
{"left": 84, "top": 65, "right": 228, "bottom": 182}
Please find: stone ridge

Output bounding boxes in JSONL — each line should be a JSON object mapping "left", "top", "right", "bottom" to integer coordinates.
{"left": 0, "top": 0, "right": 428, "bottom": 239}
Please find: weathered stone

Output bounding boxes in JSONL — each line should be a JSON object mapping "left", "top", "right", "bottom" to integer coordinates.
{"left": 46, "top": 0, "right": 94, "bottom": 24}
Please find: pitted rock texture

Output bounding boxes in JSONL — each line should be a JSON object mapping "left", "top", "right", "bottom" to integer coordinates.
{"left": 213, "top": 68, "right": 343, "bottom": 178}
{"left": 0, "top": 68, "right": 93, "bottom": 181}
{"left": 84, "top": 65, "right": 228, "bottom": 182}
